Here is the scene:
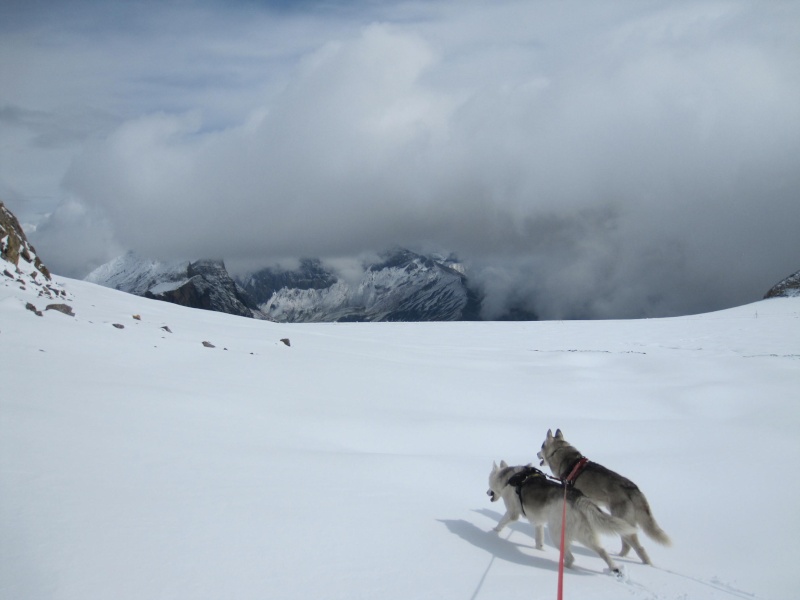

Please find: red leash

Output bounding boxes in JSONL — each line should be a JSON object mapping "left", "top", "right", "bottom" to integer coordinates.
{"left": 557, "top": 457, "right": 588, "bottom": 600}
{"left": 557, "top": 484, "right": 568, "bottom": 600}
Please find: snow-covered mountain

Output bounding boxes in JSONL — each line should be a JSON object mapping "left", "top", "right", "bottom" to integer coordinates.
{"left": 765, "top": 268, "right": 800, "bottom": 298}
{"left": 86, "top": 252, "right": 262, "bottom": 319}
{"left": 240, "top": 249, "right": 482, "bottom": 322}
{"left": 84, "top": 251, "right": 190, "bottom": 295}
{"left": 89, "top": 248, "right": 484, "bottom": 322}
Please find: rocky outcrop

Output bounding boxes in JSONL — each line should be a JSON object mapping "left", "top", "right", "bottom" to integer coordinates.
{"left": 764, "top": 269, "right": 800, "bottom": 298}
{"left": 145, "top": 259, "right": 261, "bottom": 318}
{"left": 2, "top": 201, "right": 69, "bottom": 308}
{"left": 1, "top": 201, "right": 51, "bottom": 280}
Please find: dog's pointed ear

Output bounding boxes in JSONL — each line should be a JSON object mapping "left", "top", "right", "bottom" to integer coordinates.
{"left": 546, "top": 429, "right": 553, "bottom": 441}
{"left": 555, "top": 429, "right": 564, "bottom": 439}
{"left": 492, "top": 461, "right": 498, "bottom": 471}
{"left": 500, "top": 460, "right": 508, "bottom": 468}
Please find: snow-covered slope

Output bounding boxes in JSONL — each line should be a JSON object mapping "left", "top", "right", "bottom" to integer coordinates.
{"left": 2, "top": 262, "right": 799, "bottom": 599}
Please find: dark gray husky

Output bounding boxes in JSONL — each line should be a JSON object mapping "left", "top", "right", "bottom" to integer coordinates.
{"left": 487, "top": 461, "right": 635, "bottom": 572}
{"left": 537, "top": 429, "right": 671, "bottom": 565}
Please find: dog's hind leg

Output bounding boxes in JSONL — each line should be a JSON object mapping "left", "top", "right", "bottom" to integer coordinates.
{"left": 619, "top": 536, "right": 631, "bottom": 557}
{"left": 586, "top": 541, "right": 621, "bottom": 573}
{"left": 622, "top": 533, "right": 651, "bottom": 565}
{"left": 610, "top": 501, "right": 651, "bottom": 564}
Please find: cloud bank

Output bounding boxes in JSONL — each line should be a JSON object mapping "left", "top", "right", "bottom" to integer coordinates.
{"left": 3, "top": 1, "right": 800, "bottom": 318}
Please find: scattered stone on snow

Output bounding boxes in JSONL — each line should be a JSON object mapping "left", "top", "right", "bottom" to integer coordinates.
{"left": 25, "top": 302, "right": 43, "bottom": 316}
{"left": 280, "top": 338, "right": 291, "bottom": 347}
{"left": 112, "top": 323, "right": 125, "bottom": 329}
{"left": 46, "top": 303, "right": 75, "bottom": 317}
{"left": 133, "top": 314, "right": 141, "bottom": 320}
{"left": 161, "top": 325, "right": 172, "bottom": 333}
{"left": 202, "top": 341, "right": 215, "bottom": 348}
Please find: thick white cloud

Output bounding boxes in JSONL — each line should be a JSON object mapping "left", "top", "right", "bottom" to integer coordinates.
{"left": 3, "top": 0, "right": 799, "bottom": 317}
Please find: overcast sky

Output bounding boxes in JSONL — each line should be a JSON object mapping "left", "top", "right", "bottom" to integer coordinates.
{"left": 2, "top": 0, "right": 799, "bottom": 318}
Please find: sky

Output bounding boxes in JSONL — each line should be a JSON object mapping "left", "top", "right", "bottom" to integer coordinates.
{"left": 2, "top": 0, "right": 799, "bottom": 319}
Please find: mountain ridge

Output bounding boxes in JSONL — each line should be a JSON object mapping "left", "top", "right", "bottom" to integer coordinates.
{"left": 86, "top": 248, "right": 486, "bottom": 322}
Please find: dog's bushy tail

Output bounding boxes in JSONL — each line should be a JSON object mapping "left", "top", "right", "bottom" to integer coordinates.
{"left": 633, "top": 493, "right": 671, "bottom": 546}
{"left": 575, "top": 497, "right": 636, "bottom": 536}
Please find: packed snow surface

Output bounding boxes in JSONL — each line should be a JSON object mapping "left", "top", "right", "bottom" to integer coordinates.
{"left": 2, "top": 272, "right": 799, "bottom": 600}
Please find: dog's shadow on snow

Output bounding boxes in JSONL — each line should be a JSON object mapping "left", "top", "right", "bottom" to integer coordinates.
{"left": 471, "top": 509, "right": 597, "bottom": 558}
{"left": 437, "top": 509, "right": 592, "bottom": 576}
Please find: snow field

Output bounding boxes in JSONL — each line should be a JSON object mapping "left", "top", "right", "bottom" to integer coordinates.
{"left": 2, "top": 275, "right": 799, "bottom": 599}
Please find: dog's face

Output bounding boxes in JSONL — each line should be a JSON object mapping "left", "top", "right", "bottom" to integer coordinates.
{"left": 537, "top": 428, "right": 564, "bottom": 467}
{"left": 487, "top": 460, "right": 508, "bottom": 502}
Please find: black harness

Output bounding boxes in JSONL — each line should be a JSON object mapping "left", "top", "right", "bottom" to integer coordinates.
{"left": 506, "top": 466, "right": 559, "bottom": 515}
{"left": 505, "top": 457, "right": 590, "bottom": 516}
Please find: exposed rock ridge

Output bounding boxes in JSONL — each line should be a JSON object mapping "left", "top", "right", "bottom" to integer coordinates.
{"left": 1, "top": 200, "right": 51, "bottom": 280}
{"left": 146, "top": 259, "right": 262, "bottom": 319}
{"left": 764, "top": 269, "right": 800, "bottom": 298}
{"left": 2, "top": 200, "right": 70, "bottom": 309}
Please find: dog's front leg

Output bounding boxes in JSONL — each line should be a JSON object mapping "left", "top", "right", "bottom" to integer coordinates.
{"left": 493, "top": 509, "right": 518, "bottom": 532}
{"left": 534, "top": 524, "right": 544, "bottom": 549}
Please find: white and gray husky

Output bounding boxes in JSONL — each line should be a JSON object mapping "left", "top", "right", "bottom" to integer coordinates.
{"left": 537, "top": 429, "right": 671, "bottom": 565}
{"left": 487, "top": 461, "right": 635, "bottom": 572}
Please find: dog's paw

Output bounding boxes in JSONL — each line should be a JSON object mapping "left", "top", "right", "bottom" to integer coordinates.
{"left": 607, "top": 565, "right": 628, "bottom": 582}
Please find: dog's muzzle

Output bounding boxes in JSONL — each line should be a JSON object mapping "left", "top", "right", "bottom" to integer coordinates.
{"left": 487, "top": 489, "right": 497, "bottom": 502}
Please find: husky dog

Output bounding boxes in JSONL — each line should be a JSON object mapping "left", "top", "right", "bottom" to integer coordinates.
{"left": 487, "top": 461, "right": 635, "bottom": 572}
{"left": 488, "top": 462, "right": 546, "bottom": 549}
{"left": 537, "top": 429, "right": 671, "bottom": 565}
